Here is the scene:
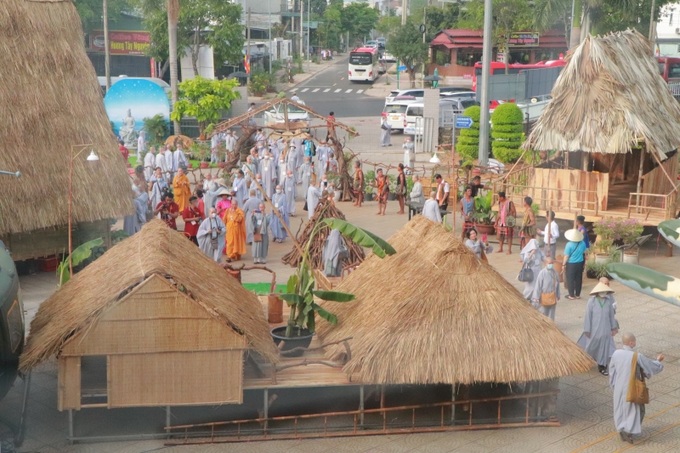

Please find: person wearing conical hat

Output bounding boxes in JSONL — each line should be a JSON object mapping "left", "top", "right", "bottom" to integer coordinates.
{"left": 562, "top": 228, "right": 587, "bottom": 300}
{"left": 577, "top": 282, "right": 618, "bottom": 376}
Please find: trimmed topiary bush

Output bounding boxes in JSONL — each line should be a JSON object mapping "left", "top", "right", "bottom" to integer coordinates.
{"left": 491, "top": 103, "right": 524, "bottom": 163}
{"left": 457, "top": 105, "right": 481, "bottom": 161}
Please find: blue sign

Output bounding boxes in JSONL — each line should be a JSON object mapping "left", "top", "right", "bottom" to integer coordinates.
{"left": 397, "top": 65, "right": 407, "bottom": 72}
{"left": 455, "top": 116, "right": 474, "bottom": 129}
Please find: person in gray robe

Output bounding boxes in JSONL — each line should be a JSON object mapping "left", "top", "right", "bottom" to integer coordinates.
{"left": 148, "top": 168, "right": 169, "bottom": 217}
{"left": 232, "top": 170, "right": 247, "bottom": 207}
{"left": 286, "top": 145, "right": 298, "bottom": 184}
{"left": 260, "top": 154, "right": 275, "bottom": 199}
{"left": 578, "top": 283, "right": 619, "bottom": 375}
{"left": 270, "top": 186, "right": 289, "bottom": 242}
{"left": 300, "top": 157, "right": 313, "bottom": 195}
{"left": 242, "top": 190, "right": 262, "bottom": 244}
{"left": 241, "top": 156, "right": 256, "bottom": 188}
{"left": 283, "top": 170, "right": 296, "bottom": 216}
{"left": 277, "top": 158, "right": 286, "bottom": 186}
{"left": 380, "top": 116, "right": 392, "bottom": 147}
{"left": 609, "top": 333, "right": 664, "bottom": 443}
{"left": 323, "top": 229, "right": 347, "bottom": 277}
{"left": 163, "top": 146, "right": 174, "bottom": 180}
{"left": 519, "top": 238, "right": 545, "bottom": 300}
{"left": 250, "top": 203, "right": 269, "bottom": 264}
{"left": 123, "top": 184, "right": 148, "bottom": 236}
{"left": 306, "top": 182, "right": 322, "bottom": 219}
{"left": 197, "top": 208, "right": 226, "bottom": 262}
{"left": 316, "top": 143, "right": 329, "bottom": 180}
{"left": 422, "top": 191, "right": 442, "bottom": 223}
{"left": 530, "top": 258, "right": 561, "bottom": 320}
{"left": 409, "top": 175, "right": 424, "bottom": 204}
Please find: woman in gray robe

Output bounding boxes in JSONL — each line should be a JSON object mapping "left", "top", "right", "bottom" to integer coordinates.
{"left": 577, "top": 283, "right": 618, "bottom": 375}
{"left": 283, "top": 170, "right": 296, "bottom": 216}
{"left": 251, "top": 203, "right": 269, "bottom": 264}
{"left": 197, "top": 208, "right": 226, "bottom": 262}
{"left": 270, "top": 186, "right": 289, "bottom": 242}
{"left": 323, "top": 229, "right": 347, "bottom": 277}
{"left": 519, "top": 238, "right": 545, "bottom": 300}
{"left": 242, "top": 190, "right": 262, "bottom": 244}
{"left": 530, "top": 258, "right": 561, "bottom": 320}
{"left": 380, "top": 116, "right": 392, "bottom": 147}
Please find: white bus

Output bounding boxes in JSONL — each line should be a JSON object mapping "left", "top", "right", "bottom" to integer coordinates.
{"left": 348, "top": 47, "right": 380, "bottom": 83}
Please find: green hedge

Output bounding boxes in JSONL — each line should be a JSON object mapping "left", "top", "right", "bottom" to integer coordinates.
{"left": 491, "top": 103, "right": 523, "bottom": 163}
{"left": 457, "top": 105, "right": 481, "bottom": 160}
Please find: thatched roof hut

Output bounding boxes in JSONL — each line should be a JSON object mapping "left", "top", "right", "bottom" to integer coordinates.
{"left": 20, "top": 220, "right": 277, "bottom": 373}
{"left": 0, "top": 1, "right": 131, "bottom": 239}
{"left": 318, "top": 216, "right": 593, "bottom": 385}
{"left": 523, "top": 29, "right": 680, "bottom": 159}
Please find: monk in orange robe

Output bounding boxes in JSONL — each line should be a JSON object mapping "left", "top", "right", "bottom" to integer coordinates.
{"left": 172, "top": 167, "right": 191, "bottom": 212}
{"left": 223, "top": 200, "right": 246, "bottom": 261}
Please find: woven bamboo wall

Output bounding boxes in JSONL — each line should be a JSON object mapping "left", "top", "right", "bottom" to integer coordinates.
{"left": 531, "top": 168, "right": 608, "bottom": 212}
{"left": 58, "top": 274, "right": 247, "bottom": 409}
{"left": 108, "top": 350, "right": 243, "bottom": 407}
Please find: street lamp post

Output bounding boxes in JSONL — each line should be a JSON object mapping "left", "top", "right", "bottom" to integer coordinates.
{"left": 68, "top": 145, "right": 99, "bottom": 277}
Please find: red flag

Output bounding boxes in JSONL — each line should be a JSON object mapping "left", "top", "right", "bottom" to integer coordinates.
{"left": 244, "top": 55, "right": 251, "bottom": 74}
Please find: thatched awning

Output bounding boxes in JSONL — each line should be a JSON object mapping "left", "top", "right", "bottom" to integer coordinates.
{"left": 0, "top": 0, "right": 132, "bottom": 236}
{"left": 20, "top": 220, "right": 278, "bottom": 371}
{"left": 318, "top": 217, "right": 594, "bottom": 385}
{"left": 523, "top": 29, "right": 680, "bottom": 160}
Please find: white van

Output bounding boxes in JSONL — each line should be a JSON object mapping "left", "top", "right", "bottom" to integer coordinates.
{"left": 382, "top": 98, "right": 418, "bottom": 132}
{"left": 403, "top": 99, "right": 479, "bottom": 135}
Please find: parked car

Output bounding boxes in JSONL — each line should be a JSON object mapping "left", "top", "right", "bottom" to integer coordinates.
{"left": 264, "top": 103, "right": 309, "bottom": 129}
{"left": 385, "top": 89, "right": 424, "bottom": 104}
{"left": 439, "top": 86, "right": 474, "bottom": 95}
{"left": 382, "top": 98, "right": 417, "bottom": 132}
{"left": 382, "top": 51, "right": 397, "bottom": 63}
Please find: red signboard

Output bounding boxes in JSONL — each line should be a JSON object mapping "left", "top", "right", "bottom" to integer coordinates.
{"left": 90, "top": 30, "right": 151, "bottom": 56}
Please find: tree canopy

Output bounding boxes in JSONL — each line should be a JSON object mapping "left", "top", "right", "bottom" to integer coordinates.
{"left": 170, "top": 77, "right": 241, "bottom": 135}
{"left": 387, "top": 20, "right": 429, "bottom": 87}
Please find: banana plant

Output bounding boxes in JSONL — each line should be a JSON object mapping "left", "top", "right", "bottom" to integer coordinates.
{"left": 57, "top": 238, "right": 104, "bottom": 287}
{"left": 280, "top": 217, "right": 396, "bottom": 337}
{"left": 607, "top": 219, "right": 680, "bottom": 308}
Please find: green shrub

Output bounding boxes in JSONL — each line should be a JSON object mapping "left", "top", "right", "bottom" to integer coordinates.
{"left": 249, "top": 71, "right": 276, "bottom": 96}
{"left": 491, "top": 103, "right": 523, "bottom": 163}
{"left": 457, "top": 105, "right": 481, "bottom": 161}
{"left": 143, "top": 114, "right": 169, "bottom": 145}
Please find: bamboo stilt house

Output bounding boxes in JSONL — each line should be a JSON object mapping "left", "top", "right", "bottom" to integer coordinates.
{"left": 20, "top": 220, "right": 277, "bottom": 410}
{"left": 318, "top": 216, "right": 594, "bottom": 385}
{"left": 506, "top": 29, "right": 680, "bottom": 224}
{"left": 0, "top": 0, "right": 132, "bottom": 260}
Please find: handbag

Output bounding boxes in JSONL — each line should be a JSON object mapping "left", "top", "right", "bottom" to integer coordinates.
{"left": 517, "top": 262, "right": 534, "bottom": 282}
{"left": 303, "top": 200, "right": 308, "bottom": 211}
{"left": 540, "top": 275, "right": 558, "bottom": 307}
{"left": 626, "top": 352, "right": 650, "bottom": 404}
{"left": 253, "top": 232, "right": 263, "bottom": 243}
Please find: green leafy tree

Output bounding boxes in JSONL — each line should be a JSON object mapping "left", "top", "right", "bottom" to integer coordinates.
{"left": 491, "top": 103, "right": 524, "bottom": 163}
{"left": 375, "top": 16, "right": 401, "bottom": 40}
{"left": 320, "top": 3, "right": 343, "bottom": 50}
{"left": 457, "top": 105, "right": 482, "bottom": 161}
{"left": 424, "top": 4, "right": 462, "bottom": 38}
{"left": 342, "top": 3, "right": 380, "bottom": 46}
{"left": 387, "top": 20, "right": 429, "bottom": 87}
{"left": 170, "top": 77, "right": 241, "bottom": 137}
{"left": 73, "top": 0, "right": 133, "bottom": 28}
{"left": 131, "top": 0, "right": 244, "bottom": 76}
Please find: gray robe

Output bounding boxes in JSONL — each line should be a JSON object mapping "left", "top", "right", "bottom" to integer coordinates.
{"left": 609, "top": 346, "right": 663, "bottom": 435}
{"left": 530, "top": 268, "right": 561, "bottom": 320}
{"left": 250, "top": 211, "right": 269, "bottom": 261}
{"left": 232, "top": 176, "right": 247, "bottom": 207}
{"left": 380, "top": 120, "right": 392, "bottom": 146}
{"left": 283, "top": 174, "right": 296, "bottom": 216}
{"left": 409, "top": 181, "right": 424, "bottom": 204}
{"left": 149, "top": 176, "right": 169, "bottom": 215}
{"left": 519, "top": 239, "right": 545, "bottom": 299}
{"left": 578, "top": 295, "right": 617, "bottom": 366}
{"left": 242, "top": 196, "right": 262, "bottom": 243}
{"left": 260, "top": 158, "right": 275, "bottom": 199}
{"left": 300, "top": 162, "right": 312, "bottom": 195}
{"left": 203, "top": 181, "right": 220, "bottom": 213}
{"left": 422, "top": 199, "right": 441, "bottom": 223}
{"left": 323, "top": 229, "right": 347, "bottom": 277}
{"left": 306, "top": 185, "right": 322, "bottom": 219}
{"left": 197, "top": 215, "right": 226, "bottom": 262}
{"left": 286, "top": 148, "right": 298, "bottom": 183}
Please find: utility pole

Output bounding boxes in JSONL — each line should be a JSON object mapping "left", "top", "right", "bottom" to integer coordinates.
{"left": 247, "top": 7, "right": 251, "bottom": 76}
{"left": 398, "top": 0, "right": 407, "bottom": 89}
{"left": 649, "top": 0, "right": 657, "bottom": 54}
{"left": 477, "top": 0, "right": 493, "bottom": 166}
{"left": 307, "top": 0, "right": 311, "bottom": 61}
{"left": 103, "top": 0, "right": 111, "bottom": 90}
{"left": 300, "top": 0, "right": 304, "bottom": 59}
{"left": 268, "top": 0, "right": 272, "bottom": 73}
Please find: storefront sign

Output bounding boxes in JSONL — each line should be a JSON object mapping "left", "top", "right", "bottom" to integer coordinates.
{"left": 90, "top": 30, "right": 151, "bottom": 55}
{"left": 508, "top": 32, "right": 540, "bottom": 47}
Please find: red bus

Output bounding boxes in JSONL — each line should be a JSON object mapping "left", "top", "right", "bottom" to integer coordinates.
{"left": 471, "top": 60, "right": 567, "bottom": 91}
{"left": 657, "top": 56, "right": 680, "bottom": 99}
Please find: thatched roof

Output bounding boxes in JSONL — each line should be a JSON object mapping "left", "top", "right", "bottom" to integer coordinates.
{"left": 523, "top": 29, "right": 680, "bottom": 159}
{"left": 318, "top": 216, "right": 594, "bottom": 385}
{"left": 20, "top": 220, "right": 278, "bottom": 371}
{"left": 0, "top": 0, "right": 132, "bottom": 235}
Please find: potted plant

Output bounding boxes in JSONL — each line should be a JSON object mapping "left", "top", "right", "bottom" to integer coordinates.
{"left": 364, "top": 170, "right": 375, "bottom": 202}
{"left": 274, "top": 218, "right": 395, "bottom": 356}
{"left": 618, "top": 219, "right": 644, "bottom": 263}
{"left": 585, "top": 258, "right": 611, "bottom": 279}
{"left": 387, "top": 174, "right": 397, "bottom": 201}
{"left": 471, "top": 191, "right": 496, "bottom": 235}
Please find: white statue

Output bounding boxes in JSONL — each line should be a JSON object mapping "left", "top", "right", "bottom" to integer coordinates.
{"left": 119, "top": 109, "right": 137, "bottom": 148}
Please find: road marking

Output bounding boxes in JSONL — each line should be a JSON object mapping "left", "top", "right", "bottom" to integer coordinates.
{"left": 323, "top": 88, "right": 330, "bottom": 92}
{"left": 312, "top": 88, "right": 320, "bottom": 93}
{"left": 356, "top": 89, "right": 364, "bottom": 94}
{"left": 334, "top": 89, "right": 342, "bottom": 93}
{"left": 345, "top": 89, "right": 352, "bottom": 93}
{"left": 300, "top": 88, "right": 309, "bottom": 93}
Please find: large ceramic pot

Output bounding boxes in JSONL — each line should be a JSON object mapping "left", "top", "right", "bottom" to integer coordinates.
{"left": 364, "top": 192, "right": 374, "bottom": 202}
{"left": 594, "top": 254, "right": 610, "bottom": 265}
{"left": 271, "top": 326, "right": 314, "bottom": 357}
{"left": 622, "top": 251, "right": 639, "bottom": 264}
{"left": 473, "top": 223, "right": 496, "bottom": 236}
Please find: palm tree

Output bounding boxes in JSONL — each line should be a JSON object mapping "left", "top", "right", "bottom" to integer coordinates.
{"left": 167, "top": 0, "right": 180, "bottom": 134}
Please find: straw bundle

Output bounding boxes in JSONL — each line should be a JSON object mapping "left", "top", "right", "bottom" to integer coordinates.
{"left": 20, "top": 220, "right": 278, "bottom": 371}
{"left": 281, "top": 199, "right": 365, "bottom": 268}
{"left": 524, "top": 29, "right": 680, "bottom": 159}
{"left": 318, "top": 216, "right": 594, "bottom": 385}
{"left": 0, "top": 0, "right": 132, "bottom": 236}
